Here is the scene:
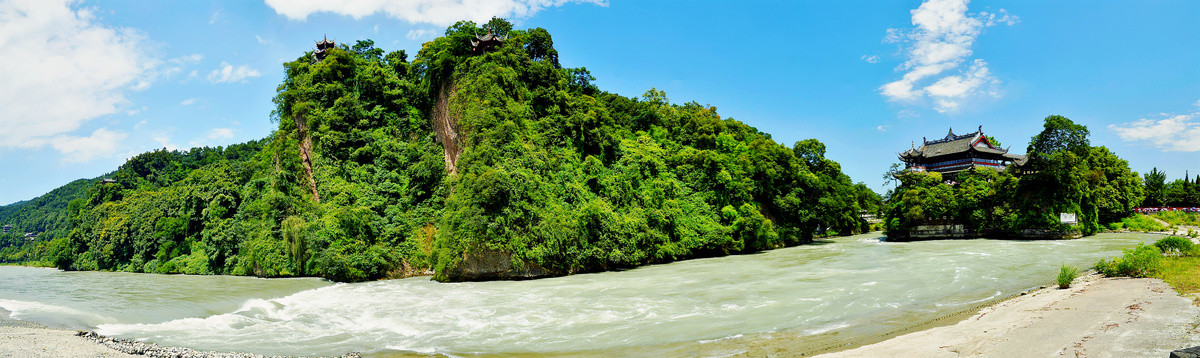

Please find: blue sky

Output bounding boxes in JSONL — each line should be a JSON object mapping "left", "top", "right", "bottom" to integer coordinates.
{"left": 1, "top": 0, "right": 1198, "bottom": 205}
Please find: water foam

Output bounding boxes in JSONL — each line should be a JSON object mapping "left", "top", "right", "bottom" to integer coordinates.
{"left": 0, "top": 298, "right": 115, "bottom": 328}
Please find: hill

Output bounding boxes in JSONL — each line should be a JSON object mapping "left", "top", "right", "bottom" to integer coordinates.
{"left": 9, "top": 19, "right": 878, "bottom": 282}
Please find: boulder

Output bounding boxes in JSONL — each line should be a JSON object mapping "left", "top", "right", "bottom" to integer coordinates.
{"left": 1171, "top": 346, "right": 1200, "bottom": 358}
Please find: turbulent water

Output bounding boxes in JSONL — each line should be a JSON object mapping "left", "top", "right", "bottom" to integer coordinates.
{"left": 0, "top": 233, "right": 1165, "bottom": 356}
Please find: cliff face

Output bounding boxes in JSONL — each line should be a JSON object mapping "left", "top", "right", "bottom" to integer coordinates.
{"left": 293, "top": 113, "right": 320, "bottom": 202}
{"left": 430, "top": 81, "right": 462, "bottom": 176}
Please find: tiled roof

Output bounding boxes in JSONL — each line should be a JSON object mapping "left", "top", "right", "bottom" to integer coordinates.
{"left": 898, "top": 127, "right": 1027, "bottom": 164}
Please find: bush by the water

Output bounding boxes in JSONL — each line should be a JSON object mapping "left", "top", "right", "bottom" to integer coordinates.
{"left": 1095, "top": 243, "right": 1162, "bottom": 278}
{"left": 1154, "top": 236, "right": 1196, "bottom": 256}
{"left": 1112, "top": 214, "right": 1169, "bottom": 232}
{"left": 1056, "top": 264, "right": 1079, "bottom": 289}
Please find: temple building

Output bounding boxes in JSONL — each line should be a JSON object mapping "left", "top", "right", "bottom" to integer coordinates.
{"left": 2, "top": 225, "right": 9, "bottom": 234}
{"left": 899, "top": 126, "right": 1026, "bottom": 178}
{"left": 470, "top": 32, "right": 503, "bottom": 54}
{"left": 314, "top": 36, "right": 335, "bottom": 62}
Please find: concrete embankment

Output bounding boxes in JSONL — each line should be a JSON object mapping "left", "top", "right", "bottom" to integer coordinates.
{"left": 816, "top": 274, "right": 1200, "bottom": 358}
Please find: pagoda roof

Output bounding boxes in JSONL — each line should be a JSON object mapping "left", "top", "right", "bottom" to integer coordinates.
{"left": 470, "top": 32, "right": 504, "bottom": 53}
{"left": 899, "top": 126, "right": 1027, "bottom": 164}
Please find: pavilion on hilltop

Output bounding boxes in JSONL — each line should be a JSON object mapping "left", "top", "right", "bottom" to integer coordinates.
{"left": 314, "top": 36, "right": 335, "bottom": 62}
{"left": 898, "top": 126, "right": 1026, "bottom": 178}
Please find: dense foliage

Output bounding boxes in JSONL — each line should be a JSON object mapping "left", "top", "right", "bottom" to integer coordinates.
{"left": 1141, "top": 167, "right": 1200, "bottom": 207}
{"left": 0, "top": 19, "right": 878, "bottom": 282}
{"left": 885, "top": 115, "right": 1144, "bottom": 237}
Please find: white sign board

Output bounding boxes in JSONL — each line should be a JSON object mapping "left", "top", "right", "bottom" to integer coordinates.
{"left": 1059, "top": 213, "right": 1078, "bottom": 224}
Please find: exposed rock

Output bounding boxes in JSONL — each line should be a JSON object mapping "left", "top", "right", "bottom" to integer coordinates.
{"left": 441, "top": 248, "right": 556, "bottom": 281}
{"left": 1172, "top": 346, "right": 1200, "bottom": 358}
{"left": 430, "top": 81, "right": 462, "bottom": 175}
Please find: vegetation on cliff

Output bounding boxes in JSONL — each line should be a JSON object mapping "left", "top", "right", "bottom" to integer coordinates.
{"left": 0, "top": 19, "right": 878, "bottom": 282}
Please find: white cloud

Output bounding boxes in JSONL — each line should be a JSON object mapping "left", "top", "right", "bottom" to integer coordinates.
{"left": 207, "top": 62, "right": 261, "bottom": 83}
{"left": 207, "top": 128, "right": 235, "bottom": 139}
{"left": 133, "top": 120, "right": 147, "bottom": 130}
{"left": 1110, "top": 104, "right": 1200, "bottom": 152}
{"left": 0, "top": 0, "right": 158, "bottom": 158}
{"left": 861, "top": 55, "right": 879, "bottom": 64}
{"left": 47, "top": 128, "right": 128, "bottom": 163}
{"left": 209, "top": 10, "right": 221, "bottom": 24}
{"left": 175, "top": 54, "right": 203, "bottom": 64}
{"left": 980, "top": 9, "right": 1019, "bottom": 26}
{"left": 406, "top": 28, "right": 437, "bottom": 40}
{"left": 264, "top": 0, "right": 607, "bottom": 25}
{"left": 180, "top": 98, "right": 199, "bottom": 106}
{"left": 255, "top": 34, "right": 268, "bottom": 44}
{"left": 879, "top": 0, "right": 1016, "bottom": 112}
{"left": 876, "top": 125, "right": 890, "bottom": 132}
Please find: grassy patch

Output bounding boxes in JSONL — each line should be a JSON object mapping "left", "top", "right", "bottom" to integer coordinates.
{"left": 1156, "top": 256, "right": 1200, "bottom": 301}
{"left": 1152, "top": 211, "right": 1200, "bottom": 227}
{"left": 1117, "top": 214, "right": 1170, "bottom": 232}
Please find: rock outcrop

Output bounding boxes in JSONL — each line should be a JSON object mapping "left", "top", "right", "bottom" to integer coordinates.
{"left": 430, "top": 81, "right": 462, "bottom": 176}
{"left": 439, "top": 248, "right": 555, "bottom": 281}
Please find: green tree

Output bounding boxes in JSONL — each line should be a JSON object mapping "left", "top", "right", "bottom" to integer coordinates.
{"left": 1027, "top": 114, "right": 1091, "bottom": 157}
{"left": 1143, "top": 168, "right": 1166, "bottom": 207}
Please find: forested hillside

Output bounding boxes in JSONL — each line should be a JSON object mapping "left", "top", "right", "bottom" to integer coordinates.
{"left": 2, "top": 19, "right": 878, "bottom": 282}
{"left": 0, "top": 178, "right": 93, "bottom": 263}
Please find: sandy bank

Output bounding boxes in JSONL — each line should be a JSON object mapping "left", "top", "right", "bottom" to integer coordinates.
{"left": 0, "top": 318, "right": 360, "bottom": 358}
{"left": 816, "top": 274, "right": 1200, "bottom": 357}
{"left": 0, "top": 325, "right": 137, "bottom": 358}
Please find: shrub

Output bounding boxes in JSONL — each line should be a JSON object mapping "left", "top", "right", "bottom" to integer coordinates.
{"left": 1057, "top": 264, "right": 1079, "bottom": 289}
{"left": 1095, "top": 243, "right": 1162, "bottom": 278}
{"left": 1119, "top": 215, "right": 1169, "bottom": 232}
{"left": 1154, "top": 236, "right": 1196, "bottom": 256}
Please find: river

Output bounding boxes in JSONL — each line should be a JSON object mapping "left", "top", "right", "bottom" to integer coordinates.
{"left": 0, "top": 232, "right": 1164, "bottom": 357}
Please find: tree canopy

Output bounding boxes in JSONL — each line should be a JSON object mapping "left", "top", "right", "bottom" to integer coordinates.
{"left": 886, "top": 115, "right": 1142, "bottom": 237}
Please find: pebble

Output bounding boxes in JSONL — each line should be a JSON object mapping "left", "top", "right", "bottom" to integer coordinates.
{"left": 75, "top": 331, "right": 362, "bottom": 358}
